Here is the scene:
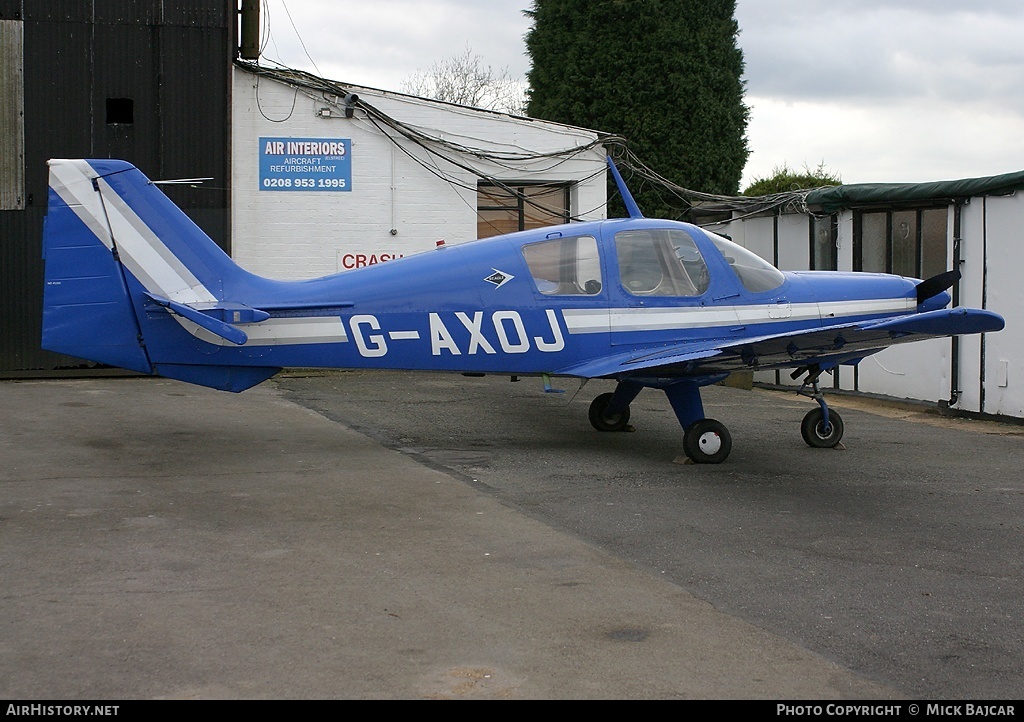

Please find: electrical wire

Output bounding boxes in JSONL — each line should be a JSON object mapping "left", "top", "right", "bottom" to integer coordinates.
{"left": 279, "top": 0, "right": 323, "bottom": 78}
{"left": 254, "top": 69, "right": 298, "bottom": 122}
{"left": 238, "top": 61, "right": 826, "bottom": 228}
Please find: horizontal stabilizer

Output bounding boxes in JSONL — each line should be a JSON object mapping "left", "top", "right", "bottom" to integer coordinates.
{"left": 144, "top": 293, "right": 249, "bottom": 346}
{"left": 258, "top": 300, "right": 355, "bottom": 312}
{"left": 188, "top": 302, "right": 272, "bottom": 325}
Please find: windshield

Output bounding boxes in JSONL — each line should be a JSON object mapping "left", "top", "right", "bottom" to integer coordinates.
{"left": 705, "top": 232, "right": 786, "bottom": 293}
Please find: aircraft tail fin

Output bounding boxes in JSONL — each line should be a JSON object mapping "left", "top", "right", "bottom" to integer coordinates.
{"left": 42, "top": 159, "right": 278, "bottom": 391}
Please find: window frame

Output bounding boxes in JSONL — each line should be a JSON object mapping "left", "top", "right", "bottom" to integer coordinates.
{"left": 477, "top": 181, "right": 571, "bottom": 239}
{"left": 853, "top": 206, "right": 949, "bottom": 278}
{"left": 809, "top": 214, "right": 838, "bottom": 271}
{"left": 521, "top": 234, "right": 603, "bottom": 297}
{"left": 614, "top": 228, "right": 712, "bottom": 298}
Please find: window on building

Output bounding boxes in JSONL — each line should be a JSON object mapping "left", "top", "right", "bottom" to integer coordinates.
{"left": 854, "top": 207, "right": 948, "bottom": 278}
{"left": 810, "top": 215, "right": 838, "bottom": 271}
{"left": 522, "top": 235, "right": 602, "bottom": 296}
{"left": 106, "top": 97, "right": 134, "bottom": 125}
{"left": 477, "top": 182, "right": 570, "bottom": 238}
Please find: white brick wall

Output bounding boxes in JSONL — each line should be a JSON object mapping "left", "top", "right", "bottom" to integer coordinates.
{"left": 231, "top": 67, "right": 607, "bottom": 280}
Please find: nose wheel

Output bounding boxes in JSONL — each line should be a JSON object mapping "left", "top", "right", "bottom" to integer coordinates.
{"left": 800, "top": 407, "right": 844, "bottom": 447}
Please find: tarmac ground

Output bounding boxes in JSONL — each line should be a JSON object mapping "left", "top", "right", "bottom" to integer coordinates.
{"left": 3, "top": 371, "right": 1020, "bottom": 699}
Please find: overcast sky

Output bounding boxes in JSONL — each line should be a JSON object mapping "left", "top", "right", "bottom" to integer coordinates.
{"left": 260, "top": 0, "right": 1024, "bottom": 188}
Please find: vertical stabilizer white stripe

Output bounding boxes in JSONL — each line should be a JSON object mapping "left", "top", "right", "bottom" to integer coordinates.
{"left": 95, "top": 176, "right": 215, "bottom": 304}
{"left": 49, "top": 160, "right": 114, "bottom": 248}
{"left": 48, "top": 160, "right": 216, "bottom": 304}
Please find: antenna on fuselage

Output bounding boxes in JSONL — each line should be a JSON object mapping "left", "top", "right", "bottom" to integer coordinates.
{"left": 607, "top": 156, "right": 644, "bottom": 219}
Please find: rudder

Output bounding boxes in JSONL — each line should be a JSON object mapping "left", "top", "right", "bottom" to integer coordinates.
{"left": 42, "top": 160, "right": 153, "bottom": 373}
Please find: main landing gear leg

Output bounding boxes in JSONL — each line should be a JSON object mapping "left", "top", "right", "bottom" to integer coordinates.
{"left": 796, "top": 366, "right": 844, "bottom": 449}
{"left": 589, "top": 381, "right": 643, "bottom": 432}
{"left": 665, "top": 380, "right": 732, "bottom": 464}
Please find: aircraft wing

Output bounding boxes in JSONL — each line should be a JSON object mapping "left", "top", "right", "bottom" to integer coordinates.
{"left": 558, "top": 307, "right": 1004, "bottom": 379}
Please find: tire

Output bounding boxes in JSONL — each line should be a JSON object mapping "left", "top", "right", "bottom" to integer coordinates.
{"left": 801, "top": 408, "right": 844, "bottom": 448}
{"left": 588, "top": 392, "right": 631, "bottom": 432}
{"left": 683, "top": 419, "right": 732, "bottom": 464}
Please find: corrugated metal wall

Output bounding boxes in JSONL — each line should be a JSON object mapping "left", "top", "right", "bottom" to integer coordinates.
{"left": 0, "top": 0, "right": 233, "bottom": 373}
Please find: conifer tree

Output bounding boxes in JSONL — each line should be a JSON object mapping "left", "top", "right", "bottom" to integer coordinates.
{"left": 526, "top": 0, "right": 749, "bottom": 216}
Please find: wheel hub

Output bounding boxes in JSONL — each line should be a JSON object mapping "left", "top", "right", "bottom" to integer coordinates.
{"left": 698, "top": 431, "right": 722, "bottom": 454}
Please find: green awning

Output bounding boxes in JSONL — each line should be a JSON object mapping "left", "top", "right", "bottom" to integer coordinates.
{"left": 805, "top": 170, "right": 1024, "bottom": 212}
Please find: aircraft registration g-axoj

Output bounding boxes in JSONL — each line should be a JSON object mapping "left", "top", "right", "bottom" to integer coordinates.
{"left": 42, "top": 158, "right": 1004, "bottom": 463}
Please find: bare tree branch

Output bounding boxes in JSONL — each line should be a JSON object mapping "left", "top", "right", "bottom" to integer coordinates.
{"left": 401, "top": 45, "right": 527, "bottom": 115}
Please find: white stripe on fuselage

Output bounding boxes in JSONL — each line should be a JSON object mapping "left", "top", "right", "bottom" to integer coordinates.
{"left": 177, "top": 316, "right": 349, "bottom": 347}
{"left": 562, "top": 298, "right": 914, "bottom": 335}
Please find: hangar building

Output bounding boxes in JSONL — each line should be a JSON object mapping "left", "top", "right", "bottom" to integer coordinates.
{"left": 0, "top": 0, "right": 232, "bottom": 374}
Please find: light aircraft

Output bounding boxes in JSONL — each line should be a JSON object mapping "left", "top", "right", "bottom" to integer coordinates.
{"left": 42, "top": 158, "right": 1004, "bottom": 463}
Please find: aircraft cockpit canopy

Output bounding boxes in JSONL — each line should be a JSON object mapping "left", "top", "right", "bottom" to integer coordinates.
{"left": 522, "top": 234, "right": 603, "bottom": 296}
{"left": 704, "top": 231, "right": 786, "bottom": 294}
{"left": 519, "top": 226, "right": 786, "bottom": 299}
{"left": 615, "top": 228, "right": 709, "bottom": 297}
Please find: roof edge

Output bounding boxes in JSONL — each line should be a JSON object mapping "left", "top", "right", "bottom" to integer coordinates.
{"left": 233, "top": 60, "right": 609, "bottom": 139}
{"left": 805, "top": 169, "right": 1024, "bottom": 211}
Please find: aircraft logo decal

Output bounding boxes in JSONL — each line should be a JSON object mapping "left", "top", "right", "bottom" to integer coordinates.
{"left": 484, "top": 269, "right": 514, "bottom": 289}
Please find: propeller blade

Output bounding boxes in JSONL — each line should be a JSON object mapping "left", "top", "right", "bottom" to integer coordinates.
{"left": 916, "top": 269, "right": 961, "bottom": 304}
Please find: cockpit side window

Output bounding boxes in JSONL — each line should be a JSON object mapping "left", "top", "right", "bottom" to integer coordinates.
{"left": 615, "top": 229, "right": 709, "bottom": 297}
{"left": 705, "top": 232, "right": 786, "bottom": 293}
{"left": 522, "top": 235, "right": 603, "bottom": 296}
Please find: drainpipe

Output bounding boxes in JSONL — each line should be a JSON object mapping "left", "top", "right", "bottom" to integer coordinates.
{"left": 773, "top": 213, "right": 781, "bottom": 387}
{"left": 980, "top": 196, "right": 989, "bottom": 414}
{"left": 945, "top": 201, "right": 964, "bottom": 409}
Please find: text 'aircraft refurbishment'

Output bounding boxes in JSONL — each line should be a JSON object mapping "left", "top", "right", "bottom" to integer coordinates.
{"left": 41, "top": 158, "right": 1004, "bottom": 463}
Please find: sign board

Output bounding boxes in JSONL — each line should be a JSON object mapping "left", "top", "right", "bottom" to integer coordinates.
{"left": 259, "top": 137, "right": 351, "bottom": 191}
{"left": 337, "top": 250, "right": 405, "bottom": 271}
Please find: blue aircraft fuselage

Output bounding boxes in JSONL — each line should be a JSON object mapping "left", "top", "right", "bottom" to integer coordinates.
{"left": 41, "top": 158, "right": 1002, "bottom": 462}
{"left": 134, "top": 218, "right": 921, "bottom": 378}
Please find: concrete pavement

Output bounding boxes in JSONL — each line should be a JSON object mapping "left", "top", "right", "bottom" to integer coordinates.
{"left": 0, "top": 376, "right": 901, "bottom": 699}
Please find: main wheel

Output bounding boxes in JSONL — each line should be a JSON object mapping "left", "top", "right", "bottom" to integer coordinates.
{"left": 801, "top": 407, "right": 844, "bottom": 448}
{"left": 683, "top": 418, "right": 732, "bottom": 464}
{"left": 588, "top": 392, "right": 631, "bottom": 432}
